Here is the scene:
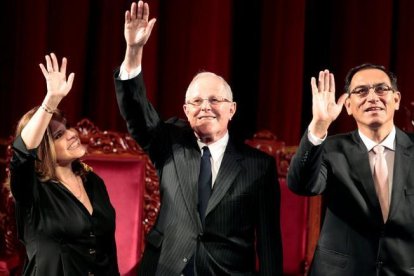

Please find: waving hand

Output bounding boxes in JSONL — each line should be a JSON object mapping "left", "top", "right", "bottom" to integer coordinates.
{"left": 125, "top": 1, "right": 156, "bottom": 48}
{"left": 123, "top": 1, "right": 156, "bottom": 71}
{"left": 309, "top": 70, "right": 348, "bottom": 138}
{"left": 39, "top": 52, "right": 75, "bottom": 103}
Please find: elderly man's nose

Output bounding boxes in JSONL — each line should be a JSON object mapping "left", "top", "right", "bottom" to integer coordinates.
{"left": 201, "top": 99, "right": 212, "bottom": 108}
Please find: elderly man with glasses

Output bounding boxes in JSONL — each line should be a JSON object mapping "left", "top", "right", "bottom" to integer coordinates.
{"left": 288, "top": 63, "right": 414, "bottom": 275}
{"left": 113, "top": 1, "right": 283, "bottom": 275}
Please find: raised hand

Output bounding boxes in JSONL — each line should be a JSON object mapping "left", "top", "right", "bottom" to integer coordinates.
{"left": 124, "top": 1, "right": 156, "bottom": 48}
{"left": 309, "top": 70, "right": 348, "bottom": 138}
{"left": 21, "top": 53, "right": 75, "bottom": 149}
{"left": 39, "top": 53, "right": 75, "bottom": 105}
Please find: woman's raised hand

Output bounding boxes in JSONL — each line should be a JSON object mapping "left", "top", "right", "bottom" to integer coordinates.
{"left": 39, "top": 53, "right": 75, "bottom": 103}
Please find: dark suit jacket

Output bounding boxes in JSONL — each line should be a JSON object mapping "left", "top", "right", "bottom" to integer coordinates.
{"left": 287, "top": 129, "right": 414, "bottom": 276}
{"left": 114, "top": 71, "right": 283, "bottom": 275}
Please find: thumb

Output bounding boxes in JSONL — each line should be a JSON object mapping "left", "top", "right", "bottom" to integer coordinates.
{"left": 66, "top": 73, "right": 75, "bottom": 91}
{"left": 146, "top": 18, "right": 157, "bottom": 36}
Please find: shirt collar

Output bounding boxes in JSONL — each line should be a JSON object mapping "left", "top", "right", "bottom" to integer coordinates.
{"left": 358, "top": 126, "right": 396, "bottom": 152}
{"left": 197, "top": 132, "right": 229, "bottom": 161}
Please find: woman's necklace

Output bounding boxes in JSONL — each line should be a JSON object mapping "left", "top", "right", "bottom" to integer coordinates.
{"left": 61, "top": 175, "right": 83, "bottom": 200}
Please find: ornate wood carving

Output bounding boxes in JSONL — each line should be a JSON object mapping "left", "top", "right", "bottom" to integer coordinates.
{"left": 245, "top": 129, "right": 297, "bottom": 177}
{"left": 0, "top": 136, "right": 24, "bottom": 275}
{"left": 0, "top": 138, "right": 15, "bottom": 253}
{"left": 403, "top": 101, "right": 414, "bottom": 132}
{"left": 75, "top": 119, "right": 160, "bottom": 235}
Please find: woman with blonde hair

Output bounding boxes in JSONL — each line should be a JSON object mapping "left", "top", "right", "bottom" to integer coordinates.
{"left": 9, "top": 53, "right": 119, "bottom": 275}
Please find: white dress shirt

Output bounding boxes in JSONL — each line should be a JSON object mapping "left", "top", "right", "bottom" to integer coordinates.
{"left": 119, "top": 64, "right": 141, "bottom": 80}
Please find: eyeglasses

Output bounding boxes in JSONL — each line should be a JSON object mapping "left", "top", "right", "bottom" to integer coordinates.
{"left": 349, "top": 83, "right": 394, "bottom": 98}
{"left": 186, "top": 96, "right": 231, "bottom": 106}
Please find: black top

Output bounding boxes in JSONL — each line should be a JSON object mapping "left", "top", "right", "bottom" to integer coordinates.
{"left": 10, "top": 136, "right": 119, "bottom": 276}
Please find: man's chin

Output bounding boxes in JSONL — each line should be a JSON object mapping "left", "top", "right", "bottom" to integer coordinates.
{"left": 194, "top": 126, "right": 216, "bottom": 140}
{"left": 195, "top": 121, "right": 215, "bottom": 130}
{"left": 364, "top": 120, "right": 385, "bottom": 130}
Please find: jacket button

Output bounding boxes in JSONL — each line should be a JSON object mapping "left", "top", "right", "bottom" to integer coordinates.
{"left": 183, "top": 257, "right": 188, "bottom": 263}
{"left": 89, "top": 248, "right": 96, "bottom": 255}
{"left": 376, "top": 260, "right": 383, "bottom": 268}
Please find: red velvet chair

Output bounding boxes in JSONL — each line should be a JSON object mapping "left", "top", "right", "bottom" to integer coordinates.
{"left": 76, "top": 119, "right": 160, "bottom": 276}
{"left": 245, "top": 130, "right": 322, "bottom": 276}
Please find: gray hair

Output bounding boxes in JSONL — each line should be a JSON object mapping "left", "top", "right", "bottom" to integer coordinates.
{"left": 185, "top": 72, "right": 233, "bottom": 102}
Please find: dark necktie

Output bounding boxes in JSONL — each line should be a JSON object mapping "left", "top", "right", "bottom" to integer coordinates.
{"left": 182, "top": 147, "right": 212, "bottom": 276}
{"left": 198, "top": 146, "right": 212, "bottom": 224}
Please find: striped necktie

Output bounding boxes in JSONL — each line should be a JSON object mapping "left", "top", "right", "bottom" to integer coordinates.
{"left": 198, "top": 146, "right": 212, "bottom": 224}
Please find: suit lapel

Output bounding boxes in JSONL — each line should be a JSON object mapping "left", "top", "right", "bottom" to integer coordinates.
{"left": 389, "top": 128, "right": 414, "bottom": 219}
{"left": 173, "top": 135, "right": 201, "bottom": 228}
{"left": 348, "top": 131, "right": 383, "bottom": 220}
{"left": 205, "top": 142, "right": 242, "bottom": 217}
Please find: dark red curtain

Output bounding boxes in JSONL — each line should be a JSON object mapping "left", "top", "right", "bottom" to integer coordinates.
{"left": 1, "top": 0, "right": 414, "bottom": 146}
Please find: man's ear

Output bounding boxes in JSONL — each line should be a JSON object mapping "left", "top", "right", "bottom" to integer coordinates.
{"left": 394, "top": 91, "right": 401, "bottom": 110}
{"left": 344, "top": 96, "right": 352, "bottom": 115}
{"left": 183, "top": 104, "right": 189, "bottom": 118}
{"left": 229, "top": 102, "right": 237, "bottom": 120}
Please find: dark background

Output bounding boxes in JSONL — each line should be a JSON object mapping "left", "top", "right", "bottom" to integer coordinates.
{"left": 2, "top": 0, "right": 414, "bottom": 145}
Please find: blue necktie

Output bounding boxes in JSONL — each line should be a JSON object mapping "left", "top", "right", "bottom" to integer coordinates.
{"left": 198, "top": 146, "right": 212, "bottom": 224}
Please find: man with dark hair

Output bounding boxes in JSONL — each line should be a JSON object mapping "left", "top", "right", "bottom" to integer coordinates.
{"left": 288, "top": 64, "right": 414, "bottom": 275}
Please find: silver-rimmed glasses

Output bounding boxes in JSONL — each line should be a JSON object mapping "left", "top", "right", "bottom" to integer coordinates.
{"left": 349, "top": 83, "right": 394, "bottom": 98}
{"left": 186, "top": 96, "right": 231, "bottom": 106}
